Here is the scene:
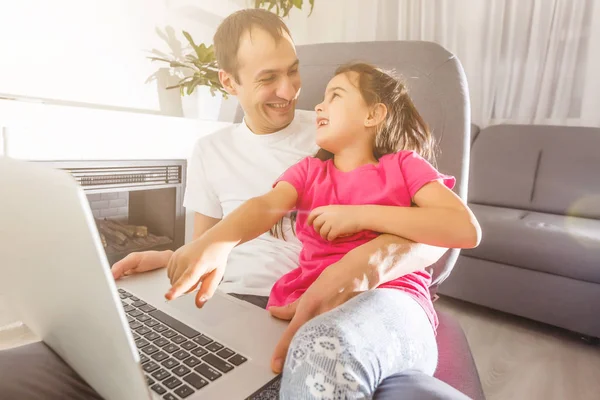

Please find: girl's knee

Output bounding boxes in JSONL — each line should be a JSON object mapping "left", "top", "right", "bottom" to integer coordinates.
{"left": 286, "top": 314, "right": 351, "bottom": 364}
{"left": 283, "top": 314, "right": 367, "bottom": 383}
{"left": 281, "top": 317, "right": 367, "bottom": 399}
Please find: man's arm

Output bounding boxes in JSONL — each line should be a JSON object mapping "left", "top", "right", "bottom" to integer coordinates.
{"left": 339, "top": 233, "right": 447, "bottom": 290}
{"left": 344, "top": 181, "right": 479, "bottom": 284}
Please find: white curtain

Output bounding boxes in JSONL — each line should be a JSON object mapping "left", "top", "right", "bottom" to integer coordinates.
{"left": 285, "top": 0, "right": 599, "bottom": 127}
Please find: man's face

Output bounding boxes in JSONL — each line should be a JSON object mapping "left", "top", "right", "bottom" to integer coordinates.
{"left": 222, "top": 28, "right": 301, "bottom": 134}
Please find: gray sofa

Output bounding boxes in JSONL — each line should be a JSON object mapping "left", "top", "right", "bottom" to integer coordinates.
{"left": 439, "top": 124, "right": 600, "bottom": 338}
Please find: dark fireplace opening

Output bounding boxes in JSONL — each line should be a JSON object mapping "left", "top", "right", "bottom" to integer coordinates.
{"left": 95, "top": 215, "right": 173, "bottom": 260}
{"left": 40, "top": 160, "right": 187, "bottom": 266}
{"left": 90, "top": 187, "right": 177, "bottom": 264}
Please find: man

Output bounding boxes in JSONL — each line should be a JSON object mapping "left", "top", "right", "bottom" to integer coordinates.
{"left": 0, "top": 8, "right": 469, "bottom": 400}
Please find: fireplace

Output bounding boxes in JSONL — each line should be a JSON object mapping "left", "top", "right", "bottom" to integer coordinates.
{"left": 40, "top": 159, "right": 187, "bottom": 265}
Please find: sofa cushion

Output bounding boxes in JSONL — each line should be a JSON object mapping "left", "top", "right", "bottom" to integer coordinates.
{"left": 464, "top": 204, "right": 600, "bottom": 283}
{"left": 469, "top": 125, "right": 600, "bottom": 219}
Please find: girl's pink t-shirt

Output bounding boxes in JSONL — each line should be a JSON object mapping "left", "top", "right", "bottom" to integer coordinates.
{"left": 269, "top": 150, "right": 456, "bottom": 331}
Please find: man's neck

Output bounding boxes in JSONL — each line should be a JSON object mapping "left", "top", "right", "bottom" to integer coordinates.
{"left": 244, "top": 116, "right": 292, "bottom": 135}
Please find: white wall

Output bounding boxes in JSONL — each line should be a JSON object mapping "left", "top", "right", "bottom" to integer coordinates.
{"left": 0, "top": 0, "right": 244, "bottom": 113}
{"left": 0, "top": 98, "right": 230, "bottom": 161}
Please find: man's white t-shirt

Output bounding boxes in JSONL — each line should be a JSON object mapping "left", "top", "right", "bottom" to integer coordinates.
{"left": 183, "top": 110, "right": 319, "bottom": 296}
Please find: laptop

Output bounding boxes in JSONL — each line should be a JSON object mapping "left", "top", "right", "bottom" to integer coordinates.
{"left": 0, "top": 156, "right": 288, "bottom": 400}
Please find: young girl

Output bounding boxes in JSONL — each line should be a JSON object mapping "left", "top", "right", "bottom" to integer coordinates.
{"left": 166, "top": 62, "right": 480, "bottom": 398}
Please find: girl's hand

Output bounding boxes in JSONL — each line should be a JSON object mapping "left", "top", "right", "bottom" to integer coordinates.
{"left": 306, "top": 205, "right": 364, "bottom": 241}
{"left": 164, "top": 238, "right": 233, "bottom": 308}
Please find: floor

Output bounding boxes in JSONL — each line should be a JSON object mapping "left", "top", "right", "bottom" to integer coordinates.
{"left": 1, "top": 292, "right": 599, "bottom": 399}
{"left": 435, "top": 296, "right": 600, "bottom": 400}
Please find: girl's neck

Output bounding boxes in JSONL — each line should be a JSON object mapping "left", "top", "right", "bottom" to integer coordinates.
{"left": 332, "top": 148, "right": 378, "bottom": 172}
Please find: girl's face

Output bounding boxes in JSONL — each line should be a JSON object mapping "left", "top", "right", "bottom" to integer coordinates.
{"left": 314, "top": 72, "right": 373, "bottom": 154}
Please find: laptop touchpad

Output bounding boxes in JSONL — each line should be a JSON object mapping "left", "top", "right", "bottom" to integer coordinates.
{"left": 161, "top": 291, "right": 257, "bottom": 330}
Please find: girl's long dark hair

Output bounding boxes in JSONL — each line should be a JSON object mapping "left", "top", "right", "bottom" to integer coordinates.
{"left": 271, "top": 62, "right": 437, "bottom": 240}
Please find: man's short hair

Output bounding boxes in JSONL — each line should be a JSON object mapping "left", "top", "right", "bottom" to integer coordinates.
{"left": 213, "top": 8, "right": 292, "bottom": 82}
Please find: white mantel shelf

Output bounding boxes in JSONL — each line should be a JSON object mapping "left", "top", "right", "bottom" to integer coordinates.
{"left": 0, "top": 99, "right": 232, "bottom": 161}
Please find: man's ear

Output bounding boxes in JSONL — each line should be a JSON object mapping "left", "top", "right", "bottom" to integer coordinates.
{"left": 219, "top": 70, "right": 238, "bottom": 96}
{"left": 364, "top": 103, "right": 387, "bottom": 128}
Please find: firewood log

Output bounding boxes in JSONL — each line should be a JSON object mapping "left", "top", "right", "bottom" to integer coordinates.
{"left": 102, "top": 219, "right": 148, "bottom": 238}
{"left": 103, "top": 219, "right": 136, "bottom": 238}
{"left": 98, "top": 223, "right": 128, "bottom": 245}
{"left": 130, "top": 225, "right": 148, "bottom": 238}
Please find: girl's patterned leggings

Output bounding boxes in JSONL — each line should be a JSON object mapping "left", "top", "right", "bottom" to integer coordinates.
{"left": 279, "top": 289, "right": 438, "bottom": 399}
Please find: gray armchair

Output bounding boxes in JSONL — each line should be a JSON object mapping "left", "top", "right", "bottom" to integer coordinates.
{"left": 236, "top": 40, "right": 484, "bottom": 399}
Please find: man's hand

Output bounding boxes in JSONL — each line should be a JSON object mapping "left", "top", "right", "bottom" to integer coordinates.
{"left": 267, "top": 259, "right": 374, "bottom": 373}
{"left": 306, "top": 205, "right": 365, "bottom": 241}
{"left": 111, "top": 250, "right": 173, "bottom": 280}
{"left": 164, "top": 238, "right": 233, "bottom": 307}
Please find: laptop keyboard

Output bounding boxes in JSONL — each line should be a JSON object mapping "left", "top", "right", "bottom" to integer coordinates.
{"left": 118, "top": 289, "right": 248, "bottom": 399}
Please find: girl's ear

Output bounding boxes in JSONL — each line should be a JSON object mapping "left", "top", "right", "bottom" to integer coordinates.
{"left": 364, "top": 103, "right": 387, "bottom": 128}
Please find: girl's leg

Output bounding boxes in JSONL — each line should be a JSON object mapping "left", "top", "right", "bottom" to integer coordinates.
{"left": 279, "top": 289, "right": 437, "bottom": 399}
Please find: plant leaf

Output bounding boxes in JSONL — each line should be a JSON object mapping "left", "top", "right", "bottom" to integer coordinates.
{"left": 145, "top": 72, "right": 159, "bottom": 84}
{"left": 308, "top": 0, "right": 315, "bottom": 15}
{"left": 182, "top": 31, "right": 197, "bottom": 49}
{"left": 282, "top": 0, "right": 290, "bottom": 17}
{"left": 166, "top": 76, "right": 193, "bottom": 90}
{"left": 205, "top": 45, "right": 215, "bottom": 62}
{"left": 149, "top": 48, "right": 171, "bottom": 59}
{"left": 148, "top": 57, "right": 190, "bottom": 69}
{"left": 166, "top": 82, "right": 184, "bottom": 90}
{"left": 147, "top": 56, "right": 172, "bottom": 64}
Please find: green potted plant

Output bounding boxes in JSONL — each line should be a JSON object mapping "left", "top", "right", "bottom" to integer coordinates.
{"left": 146, "top": 30, "right": 227, "bottom": 120}
{"left": 149, "top": 31, "right": 228, "bottom": 99}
